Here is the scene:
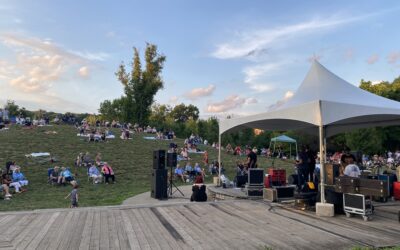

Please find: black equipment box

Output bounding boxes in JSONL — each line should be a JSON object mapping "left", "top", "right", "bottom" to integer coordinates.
{"left": 274, "top": 185, "right": 295, "bottom": 199}
{"left": 246, "top": 185, "right": 263, "bottom": 197}
{"left": 325, "top": 163, "right": 340, "bottom": 185}
{"left": 248, "top": 169, "right": 264, "bottom": 186}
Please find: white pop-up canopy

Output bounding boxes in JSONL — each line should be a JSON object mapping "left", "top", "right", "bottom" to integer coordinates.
{"left": 217, "top": 60, "right": 400, "bottom": 204}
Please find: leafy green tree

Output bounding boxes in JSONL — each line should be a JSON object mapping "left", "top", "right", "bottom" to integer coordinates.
{"left": 4, "top": 100, "right": 19, "bottom": 116}
{"left": 169, "top": 103, "right": 199, "bottom": 122}
{"left": 115, "top": 44, "right": 166, "bottom": 125}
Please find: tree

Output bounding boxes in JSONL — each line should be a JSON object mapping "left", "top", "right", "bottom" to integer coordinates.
{"left": 115, "top": 44, "right": 166, "bottom": 125}
{"left": 149, "top": 103, "right": 171, "bottom": 128}
{"left": 169, "top": 103, "right": 199, "bottom": 123}
{"left": 99, "top": 98, "right": 125, "bottom": 121}
{"left": 4, "top": 100, "right": 19, "bottom": 116}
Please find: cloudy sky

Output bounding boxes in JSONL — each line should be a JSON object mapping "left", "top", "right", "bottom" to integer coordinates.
{"left": 1, "top": 1, "right": 400, "bottom": 117}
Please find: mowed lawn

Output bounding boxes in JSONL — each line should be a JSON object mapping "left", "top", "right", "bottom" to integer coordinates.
{"left": 0, "top": 124, "right": 295, "bottom": 211}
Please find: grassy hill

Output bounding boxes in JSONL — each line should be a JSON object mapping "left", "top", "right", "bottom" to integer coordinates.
{"left": 0, "top": 125, "right": 295, "bottom": 211}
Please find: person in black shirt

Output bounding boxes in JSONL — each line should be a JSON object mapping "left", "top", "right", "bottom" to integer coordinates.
{"left": 246, "top": 147, "right": 257, "bottom": 169}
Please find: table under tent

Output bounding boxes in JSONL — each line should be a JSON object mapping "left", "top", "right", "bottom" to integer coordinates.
{"left": 269, "top": 135, "right": 298, "bottom": 159}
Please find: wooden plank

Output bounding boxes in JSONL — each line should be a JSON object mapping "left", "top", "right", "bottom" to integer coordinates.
{"left": 13, "top": 213, "right": 50, "bottom": 249}
{"left": 37, "top": 211, "right": 70, "bottom": 249}
{"left": 120, "top": 209, "right": 140, "bottom": 250}
{"left": 56, "top": 210, "right": 81, "bottom": 249}
{"left": 45, "top": 211, "right": 74, "bottom": 250}
{"left": 66, "top": 211, "right": 88, "bottom": 250}
{"left": 113, "top": 210, "right": 130, "bottom": 250}
{"left": 107, "top": 209, "right": 121, "bottom": 250}
{"left": 99, "top": 210, "right": 110, "bottom": 250}
{"left": 155, "top": 206, "right": 199, "bottom": 249}
{"left": 189, "top": 204, "right": 264, "bottom": 249}
{"left": 140, "top": 208, "right": 182, "bottom": 250}
{"left": 132, "top": 208, "right": 162, "bottom": 250}
{"left": 164, "top": 205, "right": 223, "bottom": 250}
{"left": 78, "top": 209, "right": 95, "bottom": 250}
{"left": 24, "top": 212, "right": 60, "bottom": 249}
{"left": 89, "top": 210, "right": 101, "bottom": 250}
{"left": 127, "top": 209, "right": 151, "bottom": 250}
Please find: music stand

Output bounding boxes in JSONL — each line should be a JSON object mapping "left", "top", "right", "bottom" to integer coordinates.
{"left": 167, "top": 152, "right": 184, "bottom": 197}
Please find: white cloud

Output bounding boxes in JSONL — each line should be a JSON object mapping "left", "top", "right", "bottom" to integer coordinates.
{"left": 78, "top": 66, "right": 89, "bottom": 78}
{"left": 69, "top": 51, "right": 109, "bottom": 61}
{"left": 245, "top": 97, "right": 258, "bottom": 104}
{"left": 267, "top": 90, "right": 295, "bottom": 110}
{"left": 211, "top": 14, "right": 370, "bottom": 60}
{"left": 387, "top": 51, "right": 400, "bottom": 64}
{"left": 249, "top": 84, "right": 274, "bottom": 93}
{"left": 371, "top": 80, "right": 383, "bottom": 85}
{"left": 206, "top": 95, "right": 246, "bottom": 113}
{"left": 366, "top": 54, "right": 379, "bottom": 64}
{"left": 243, "top": 62, "right": 282, "bottom": 84}
{"left": 184, "top": 84, "right": 216, "bottom": 100}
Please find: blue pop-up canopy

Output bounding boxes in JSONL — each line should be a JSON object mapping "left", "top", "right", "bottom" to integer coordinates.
{"left": 269, "top": 135, "right": 298, "bottom": 159}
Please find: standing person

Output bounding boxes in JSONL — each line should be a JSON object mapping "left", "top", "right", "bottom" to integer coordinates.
{"left": 65, "top": 181, "right": 79, "bottom": 208}
{"left": 306, "top": 146, "right": 316, "bottom": 182}
{"left": 245, "top": 147, "right": 257, "bottom": 169}
{"left": 296, "top": 146, "right": 309, "bottom": 191}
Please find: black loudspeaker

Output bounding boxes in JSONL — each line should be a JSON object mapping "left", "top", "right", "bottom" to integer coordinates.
{"left": 151, "top": 169, "right": 168, "bottom": 199}
{"left": 248, "top": 169, "right": 264, "bottom": 185}
{"left": 166, "top": 152, "right": 177, "bottom": 167}
{"left": 153, "top": 150, "right": 166, "bottom": 169}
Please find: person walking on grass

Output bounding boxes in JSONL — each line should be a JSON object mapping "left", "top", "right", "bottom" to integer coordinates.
{"left": 65, "top": 181, "right": 79, "bottom": 208}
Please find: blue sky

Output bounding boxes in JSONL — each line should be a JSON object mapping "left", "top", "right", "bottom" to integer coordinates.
{"left": 1, "top": 1, "right": 400, "bottom": 117}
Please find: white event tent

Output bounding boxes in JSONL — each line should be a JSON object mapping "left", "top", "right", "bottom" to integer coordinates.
{"left": 218, "top": 60, "right": 400, "bottom": 204}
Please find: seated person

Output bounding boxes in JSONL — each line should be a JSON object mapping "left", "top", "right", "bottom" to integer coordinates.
{"left": 50, "top": 166, "right": 60, "bottom": 184}
{"left": 180, "top": 148, "right": 190, "bottom": 160}
{"left": 225, "top": 144, "right": 234, "bottom": 154}
{"left": 12, "top": 167, "right": 29, "bottom": 188}
{"left": 236, "top": 161, "right": 245, "bottom": 176}
{"left": 174, "top": 165, "right": 186, "bottom": 182}
{"left": 0, "top": 176, "right": 12, "bottom": 199}
{"left": 88, "top": 164, "right": 102, "bottom": 184}
{"left": 191, "top": 176, "right": 207, "bottom": 202}
{"left": 59, "top": 167, "right": 74, "bottom": 184}
{"left": 101, "top": 163, "right": 115, "bottom": 184}
{"left": 185, "top": 162, "right": 195, "bottom": 180}
{"left": 2, "top": 171, "right": 22, "bottom": 193}
{"left": 83, "top": 152, "right": 93, "bottom": 166}
{"left": 194, "top": 163, "right": 203, "bottom": 176}
{"left": 343, "top": 154, "right": 361, "bottom": 178}
{"left": 75, "top": 153, "right": 83, "bottom": 168}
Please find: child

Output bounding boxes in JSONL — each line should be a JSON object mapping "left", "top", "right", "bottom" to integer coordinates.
{"left": 65, "top": 181, "right": 79, "bottom": 208}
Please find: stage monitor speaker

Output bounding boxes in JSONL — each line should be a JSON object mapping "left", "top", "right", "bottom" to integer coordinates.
{"left": 166, "top": 152, "right": 177, "bottom": 167}
{"left": 248, "top": 169, "right": 264, "bottom": 186}
{"left": 150, "top": 169, "right": 168, "bottom": 199}
{"left": 153, "top": 150, "right": 166, "bottom": 169}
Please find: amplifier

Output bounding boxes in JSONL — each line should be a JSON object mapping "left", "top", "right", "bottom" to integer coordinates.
{"left": 394, "top": 182, "right": 400, "bottom": 200}
{"left": 248, "top": 169, "right": 264, "bottom": 186}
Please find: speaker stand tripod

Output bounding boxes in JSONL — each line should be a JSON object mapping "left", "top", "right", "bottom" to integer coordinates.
{"left": 168, "top": 165, "right": 184, "bottom": 197}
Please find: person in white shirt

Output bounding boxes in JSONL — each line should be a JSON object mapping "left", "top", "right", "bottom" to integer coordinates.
{"left": 343, "top": 154, "right": 361, "bottom": 178}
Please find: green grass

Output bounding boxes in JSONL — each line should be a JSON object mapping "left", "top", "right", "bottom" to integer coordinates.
{"left": 0, "top": 125, "right": 294, "bottom": 211}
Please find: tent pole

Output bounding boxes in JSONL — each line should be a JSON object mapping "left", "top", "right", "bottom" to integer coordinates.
{"left": 290, "top": 144, "right": 292, "bottom": 159}
{"left": 319, "top": 125, "right": 326, "bottom": 203}
{"left": 218, "top": 132, "right": 221, "bottom": 186}
{"left": 295, "top": 142, "right": 298, "bottom": 159}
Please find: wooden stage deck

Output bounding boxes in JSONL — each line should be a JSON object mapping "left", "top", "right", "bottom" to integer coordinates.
{"left": 0, "top": 200, "right": 399, "bottom": 250}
